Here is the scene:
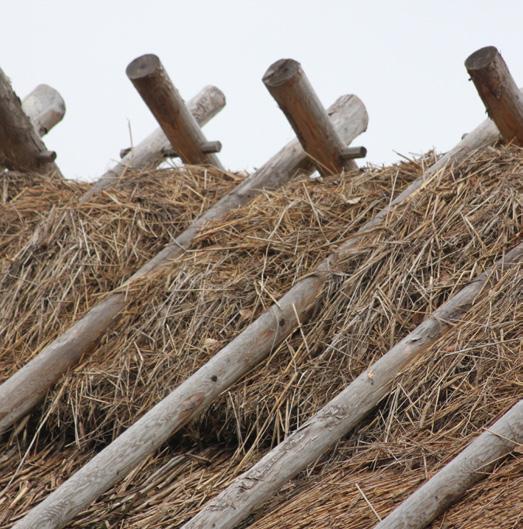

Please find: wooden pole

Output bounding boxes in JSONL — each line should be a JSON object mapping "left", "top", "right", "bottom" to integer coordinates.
{"left": 465, "top": 46, "right": 523, "bottom": 145}
{"left": 10, "top": 115, "right": 511, "bottom": 529}
{"left": 82, "top": 84, "right": 226, "bottom": 200}
{"left": 263, "top": 58, "right": 359, "bottom": 174}
{"left": 126, "top": 54, "right": 224, "bottom": 170}
{"left": 0, "top": 93, "right": 368, "bottom": 438}
{"left": 0, "top": 69, "right": 61, "bottom": 175}
{"left": 374, "top": 399, "right": 523, "bottom": 529}
{"left": 21, "top": 84, "right": 66, "bottom": 137}
{"left": 176, "top": 244, "right": 523, "bottom": 529}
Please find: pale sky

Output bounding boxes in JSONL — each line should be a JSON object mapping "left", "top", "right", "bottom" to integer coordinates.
{"left": 3, "top": 0, "right": 523, "bottom": 181}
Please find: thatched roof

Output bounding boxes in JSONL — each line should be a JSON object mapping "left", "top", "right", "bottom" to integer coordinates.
{"left": 0, "top": 145, "right": 521, "bottom": 528}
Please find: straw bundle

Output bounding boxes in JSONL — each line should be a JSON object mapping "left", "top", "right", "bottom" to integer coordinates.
{"left": 0, "top": 145, "right": 521, "bottom": 528}
{"left": 0, "top": 172, "right": 84, "bottom": 265}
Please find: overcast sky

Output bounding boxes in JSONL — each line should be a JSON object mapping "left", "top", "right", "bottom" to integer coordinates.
{"left": 3, "top": 0, "right": 523, "bottom": 181}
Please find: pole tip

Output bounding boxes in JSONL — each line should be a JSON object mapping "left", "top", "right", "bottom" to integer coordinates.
{"left": 126, "top": 54, "right": 162, "bottom": 80}
{"left": 465, "top": 46, "right": 500, "bottom": 71}
{"left": 263, "top": 58, "right": 302, "bottom": 87}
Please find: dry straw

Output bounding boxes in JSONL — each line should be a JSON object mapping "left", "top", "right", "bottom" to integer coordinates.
{"left": 0, "top": 144, "right": 521, "bottom": 528}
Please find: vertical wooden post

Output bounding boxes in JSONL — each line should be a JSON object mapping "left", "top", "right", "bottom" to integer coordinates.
{"left": 126, "top": 54, "right": 224, "bottom": 170}
{"left": 263, "top": 58, "right": 361, "bottom": 175}
{"left": 0, "top": 68, "right": 61, "bottom": 175}
{"left": 22, "top": 84, "right": 66, "bottom": 137}
{"left": 375, "top": 399, "right": 523, "bottom": 529}
{"left": 465, "top": 46, "right": 523, "bottom": 144}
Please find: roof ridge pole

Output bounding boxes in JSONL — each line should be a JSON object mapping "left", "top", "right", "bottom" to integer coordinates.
{"left": 126, "top": 53, "right": 224, "bottom": 170}
{"left": 374, "top": 399, "right": 523, "bottom": 529}
{"left": 10, "top": 112, "right": 514, "bottom": 529}
{"left": 263, "top": 58, "right": 365, "bottom": 175}
{"left": 0, "top": 69, "right": 62, "bottom": 176}
{"left": 465, "top": 46, "right": 523, "bottom": 144}
{"left": 178, "top": 244, "right": 522, "bottom": 529}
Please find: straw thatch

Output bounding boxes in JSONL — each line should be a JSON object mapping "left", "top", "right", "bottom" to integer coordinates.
{"left": 0, "top": 171, "right": 84, "bottom": 266}
{"left": 0, "top": 144, "right": 521, "bottom": 528}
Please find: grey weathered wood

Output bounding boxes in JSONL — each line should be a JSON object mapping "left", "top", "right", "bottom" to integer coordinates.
{"left": 21, "top": 84, "right": 66, "bottom": 137}
{"left": 0, "top": 69, "right": 61, "bottom": 175}
{"left": 341, "top": 145, "right": 367, "bottom": 160}
{"left": 11, "top": 112, "right": 511, "bottom": 529}
{"left": 177, "top": 244, "right": 523, "bottom": 529}
{"left": 466, "top": 46, "right": 523, "bottom": 144}
{"left": 263, "top": 58, "right": 358, "bottom": 174}
{"left": 80, "top": 85, "right": 225, "bottom": 201}
{"left": 0, "top": 94, "right": 368, "bottom": 438}
{"left": 375, "top": 399, "right": 523, "bottom": 529}
{"left": 120, "top": 140, "right": 222, "bottom": 160}
{"left": 127, "top": 54, "right": 223, "bottom": 170}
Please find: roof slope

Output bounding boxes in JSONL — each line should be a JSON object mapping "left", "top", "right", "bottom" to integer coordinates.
{"left": 0, "top": 146, "right": 521, "bottom": 528}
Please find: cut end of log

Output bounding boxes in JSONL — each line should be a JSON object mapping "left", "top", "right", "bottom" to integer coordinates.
{"left": 37, "top": 150, "right": 57, "bottom": 163}
{"left": 200, "top": 85, "right": 226, "bottom": 108}
{"left": 341, "top": 146, "right": 367, "bottom": 160}
{"left": 126, "top": 54, "right": 162, "bottom": 80}
{"left": 465, "top": 46, "right": 500, "bottom": 71}
{"left": 262, "top": 58, "right": 302, "bottom": 87}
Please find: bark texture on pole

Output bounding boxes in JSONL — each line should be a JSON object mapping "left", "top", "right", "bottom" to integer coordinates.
{"left": 375, "top": 399, "right": 523, "bottom": 529}
{"left": 178, "top": 244, "right": 523, "bottom": 529}
{"left": 263, "top": 58, "right": 358, "bottom": 174}
{"left": 465, "top": 46, "right": 523, "bottom": 144}
{"left": 126, "top": 54, "right": 223, "bottom": 170}
{"left": 0, "top": 69, "right": 61, "bottom": 174}
{"left": 11, "top": 114, "right": 511, "bottom": 529}
{"left": 21, "top": 84, "right": 66, "bottom": 137}
{"left": 0, "top": 94, "right": 368, "bottom": 437}
{"left": 83, "top": 85, "right": 226, "bottom": 200}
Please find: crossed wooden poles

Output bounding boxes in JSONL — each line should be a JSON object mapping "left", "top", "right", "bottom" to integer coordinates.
{"left": 1, "top": 46, "right": 522, "bottom": 529}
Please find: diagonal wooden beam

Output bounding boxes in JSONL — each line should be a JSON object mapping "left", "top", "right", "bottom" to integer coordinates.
{"left": 374, "top": 399, "right": 523, "bottom": 529}
{"left": 127, "top": 54, "right": 224, "bottom": 170}
{"left": 263, "top": 58, "right": 364, "bottom": 175}
{"left": 465, "top": 46, "right": 523, "bottom": 145}
{"left": 178, "top": 244, "right": 522, "bottom": 529}
{"left": 0, "top": 69, "right": 62, "bottom": 175}
{"left": 82, "top": 84, "right": 226, "bottom": 200}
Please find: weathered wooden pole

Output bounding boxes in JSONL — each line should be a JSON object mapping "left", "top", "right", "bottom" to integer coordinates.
{"left": 374, "top": 399, "right": 523, "bottom": 529}
{"left": 177, "top": 244, "right": 523, "bottom": 529}
{"left": 11, "top": 115, "right": 512, "bottom": 529}
{"left": 0, "top": 94, "right": 368, "bottom": 437}
{"left": 0, "top": 69, "right": 62, "bottom": 175}
{"left": 21, "top": 84, "right": 66, "bottom": 137}
{"left": 82, "top": 84, "right": 226, "bottom": 200}
{"left": 126, "top": 54, "right": 224, "bottom": 170}
{"left": 465, "top": 46, "right": 523, "bottom": 144}
{"left": 263, "top": 58, "right": 361, "bottom": 174}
